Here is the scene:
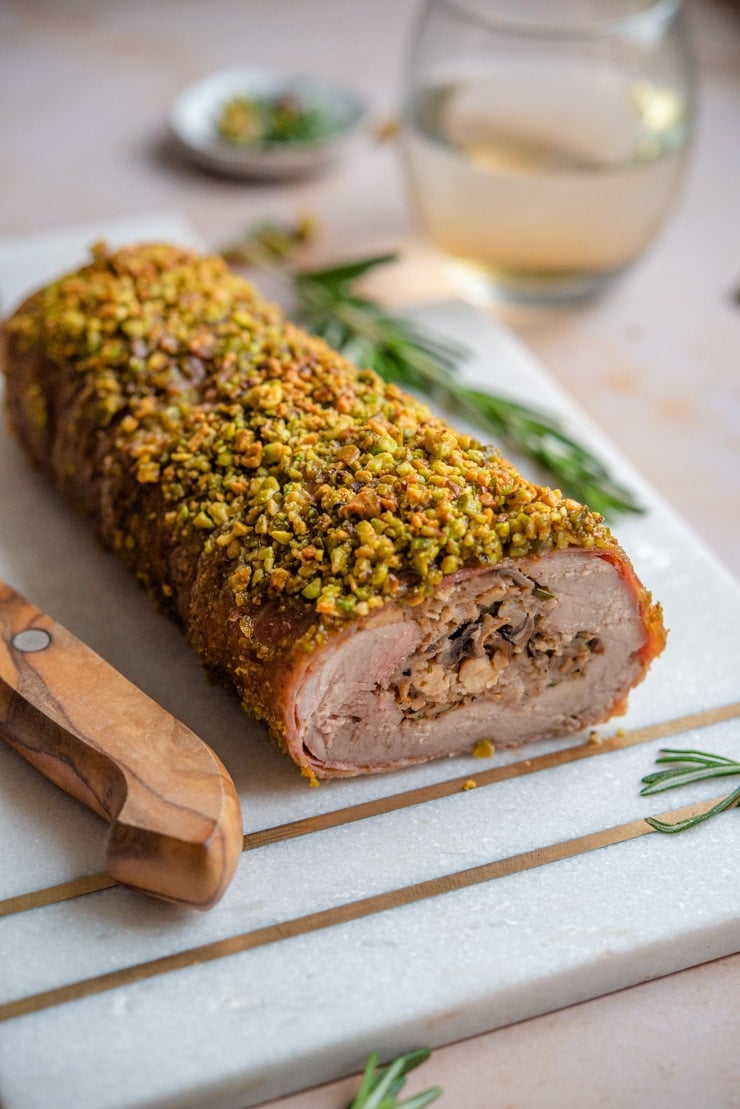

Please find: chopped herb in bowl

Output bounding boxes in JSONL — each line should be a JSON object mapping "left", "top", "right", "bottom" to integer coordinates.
{"left": 171, "top": 69, "right": 365, "bottom": 178}
{"left": 217, "top": 93, "right": 335, "bottom": 146}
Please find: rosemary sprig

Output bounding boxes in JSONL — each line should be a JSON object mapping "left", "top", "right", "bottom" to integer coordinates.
{"left": 221, "top": 221, "right": 643, "bottom": 518}
{"left": 347, "top": 1048, "right": 442, "bottom": 1109}
{"left": 640, "top": 747, "right": 740, "bottom": 833}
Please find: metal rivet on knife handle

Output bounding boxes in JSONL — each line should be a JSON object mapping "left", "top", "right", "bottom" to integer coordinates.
{"left": 0, "top": 580, "right": 243, "bottom": 910}
{"left": 11, "top": 628, "right": 52, "bottom": 653}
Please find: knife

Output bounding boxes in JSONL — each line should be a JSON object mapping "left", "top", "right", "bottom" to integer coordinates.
{"left": 0, "top": 580, "right": 243, "bottom": 909}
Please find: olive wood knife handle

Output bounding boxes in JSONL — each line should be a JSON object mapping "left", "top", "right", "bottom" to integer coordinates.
{"left": 0, "top": 581, "right": 242, "bottom": 909}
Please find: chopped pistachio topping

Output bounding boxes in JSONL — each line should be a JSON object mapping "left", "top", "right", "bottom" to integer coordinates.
{"left": 8, "top": 243, "right": 615, "bottom": 623}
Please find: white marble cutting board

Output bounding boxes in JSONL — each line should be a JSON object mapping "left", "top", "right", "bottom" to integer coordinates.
{"left": 0, "top": 217, "right": 738, "bottom": 1109}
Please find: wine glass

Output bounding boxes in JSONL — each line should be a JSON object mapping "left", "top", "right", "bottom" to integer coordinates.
{"left": 399, "top": 0, "right": 695, "bottom": 303}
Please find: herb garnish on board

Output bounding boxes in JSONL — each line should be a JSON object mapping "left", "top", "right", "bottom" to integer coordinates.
{"left": 221, "top": 220, "right": 644, "bottom": 519}
{"left": 347, "top": 1048, "right": 442, "bottom": 1109}
{"left": 641, "top": 747, "right": 740, "bottom": 833}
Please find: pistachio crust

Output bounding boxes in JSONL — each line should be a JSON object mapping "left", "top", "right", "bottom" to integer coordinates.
{"left": 5, "top": 243, "right": 615, "bottom": 628}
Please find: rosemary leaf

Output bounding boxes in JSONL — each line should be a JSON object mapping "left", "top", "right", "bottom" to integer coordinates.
{"left": 300, "top": 253, "right": 399, "bottom": 286}
{"left": 640, "top": 764, "right": 740, "bottom": 795}
{"left": 641, "top": 747, "right": 740, "bottom": 833}
{"left": 653, "top": 747, "right": 738, "bottom": 766}
{"left": 646, "top": 787, "right": 740, "bottom": 834}
{"left": 220, "top": 222, "right": 644, "bottom": 518}
{"left": 346, "top": 1049, "right": 442, "bottom": 1109}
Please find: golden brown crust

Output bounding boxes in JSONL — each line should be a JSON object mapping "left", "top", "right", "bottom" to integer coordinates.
{"left": 1, "top": 243, "right": 665, "bottom": 775}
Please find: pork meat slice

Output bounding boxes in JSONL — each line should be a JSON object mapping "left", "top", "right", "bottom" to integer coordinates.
{"left": 284, "top": 547, "right": 664, "bottom": 776}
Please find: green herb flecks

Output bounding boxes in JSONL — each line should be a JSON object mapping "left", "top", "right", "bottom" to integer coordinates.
{"left": 221, "top": 221, "right": 643, "bottom": 518}
{"left": 640, "top": 747, "right": 740, "bottom": 833}
{"left": 347, "top": 1048, "right": 442, "bottom": 1109}
{"left": 217, "top": 94, "right": 333, "bottom": 146}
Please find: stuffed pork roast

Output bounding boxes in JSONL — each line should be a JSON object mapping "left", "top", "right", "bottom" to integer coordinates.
{"left": 1, "top": 244, "right": 665, "bottom": 779}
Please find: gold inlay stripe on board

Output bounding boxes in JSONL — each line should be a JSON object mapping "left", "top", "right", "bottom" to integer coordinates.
{"left": 1, "top": 700, "right": 738, "bottom": 920}
{"left": 0, "top": 873, "right": 117, "bottom": 917}
{"left": 0, "top": 794, "right": 729, "bottom": 1024}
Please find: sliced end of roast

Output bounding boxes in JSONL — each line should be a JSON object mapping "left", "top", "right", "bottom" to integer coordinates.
{"left": 286, "top": 548, "right": 664, "bottom": 777}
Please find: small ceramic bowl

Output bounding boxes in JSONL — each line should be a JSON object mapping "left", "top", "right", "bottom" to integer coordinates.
{"left": 170, "top": 69, "right": 366, "bottom": 180}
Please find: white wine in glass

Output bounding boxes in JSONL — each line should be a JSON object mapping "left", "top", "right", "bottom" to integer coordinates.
{"left": 400, "top": 0, "right": 694, "bottom": 303}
